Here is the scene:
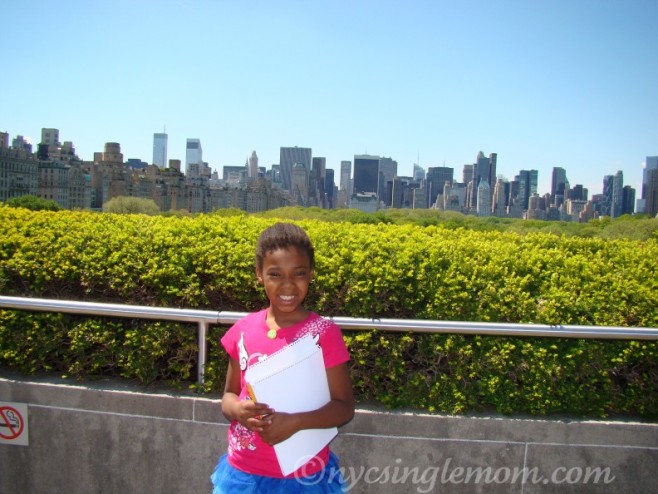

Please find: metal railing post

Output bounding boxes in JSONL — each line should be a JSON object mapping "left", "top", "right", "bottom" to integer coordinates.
{"left": 197, "top": 321, "right": 208, "bottom": 385}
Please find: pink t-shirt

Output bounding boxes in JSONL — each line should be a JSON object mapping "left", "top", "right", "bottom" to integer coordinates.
{"left": 220, "top": 309, "right": 350, "bottom": 478}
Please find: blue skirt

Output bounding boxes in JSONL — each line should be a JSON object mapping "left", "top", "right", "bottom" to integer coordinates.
{"left": 210, "top": 453, "right": 347, "bottom": 494}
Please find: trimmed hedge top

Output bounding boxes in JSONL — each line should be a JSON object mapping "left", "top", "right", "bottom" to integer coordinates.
{"left": 2, "top": 206, "right": 656, "bottom": 326}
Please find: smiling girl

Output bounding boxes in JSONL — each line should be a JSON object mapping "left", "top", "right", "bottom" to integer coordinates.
{"left": 211, "top": 222, "right": 354, "bottom": 493}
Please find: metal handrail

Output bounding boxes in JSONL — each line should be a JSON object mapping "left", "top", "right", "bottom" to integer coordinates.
{"left": 2, "top": 295, "right": 658, "bottom": 384}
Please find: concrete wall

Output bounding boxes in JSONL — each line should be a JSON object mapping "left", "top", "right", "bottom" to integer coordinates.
{"left": 1, "top": 372, "right": 657, "bottom": 493}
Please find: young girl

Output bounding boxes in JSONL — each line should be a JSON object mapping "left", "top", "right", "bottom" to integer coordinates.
{"left": 211, "top": 222, "right": 354, "bottom": 493}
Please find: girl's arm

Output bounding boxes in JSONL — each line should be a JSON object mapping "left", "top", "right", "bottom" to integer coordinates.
{"left": 221, "top": 357, "right": 273, "bottom": 431}
{"left": 258, "top": 362, "right": 354, "bottom": 445}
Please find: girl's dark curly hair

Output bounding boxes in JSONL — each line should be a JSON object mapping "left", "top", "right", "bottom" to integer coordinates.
{"left": 255, "top": 222, "right": 315, "bottom": 271}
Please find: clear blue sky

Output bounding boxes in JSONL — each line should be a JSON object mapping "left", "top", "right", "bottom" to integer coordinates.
{"left": 2, "top": 0, "right": 656, "bottom": 196}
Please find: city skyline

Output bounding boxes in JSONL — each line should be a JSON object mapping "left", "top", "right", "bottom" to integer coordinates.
{"left": 0, "top": 123, "right": 647, "bottom": 201}
{"left": 1, "top": 125, "right": 650, "bottom": 217}
{"left": 2, "top": 0, "right": 656, "bottom": 196}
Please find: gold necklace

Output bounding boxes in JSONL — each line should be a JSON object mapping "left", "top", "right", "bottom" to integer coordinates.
{"left": 267, "top": 327, "right": 278, "bottom": 339}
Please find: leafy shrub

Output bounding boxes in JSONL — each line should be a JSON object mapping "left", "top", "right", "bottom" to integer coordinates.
{"left": 103, "top": 196, "right": 161, "bottom": 215}
{"left": 1, "top": 206, "right": 657, "bottom": 418}
{"left": 5, "top": 195, "right": 62, "bottom": 211}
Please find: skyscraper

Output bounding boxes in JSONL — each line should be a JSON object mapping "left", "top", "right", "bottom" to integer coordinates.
{"left": 514, "top": 169, "right": 538, "bottom": 210}
{"left": 353, "top": 155, "right": 380, "bottom": 196}
{"left": 310, "top": 157, "right": 327, "bottom": 207}
{"left": 153, "top": 133, "right": 168, "bottom": 168}
{"left": 488, "top": 153, "right": 498, "bottom": 187}
{"left": 645, "top": 167, "right": 658, "bottom": 217}
{"left": 291, "top": 162, "right": 309, "bottom": 206}
{"left": 378, "top": 157, "right": 398, "bottom": 205}
{"left": 622, "top": 186, "right": 635, "bottom": 215}
{"left": 279, "top": 147, "right": 312, "bottom": 192}
{"left": 325, "top": 168, "right": 335, "bottom": 208}
{"left": 492, "top": 178, "right": 508, "bottom": 215}
{"left": 551, "top": 167, "right": 568, "bottom": 206}
{"left": 340, "top": 161, "right": 352, "bottom": 195}
{"left": 476, "top": 179, "right": 491, "bottom": 216}
{"left": 601, "top": 175, "right": 614, "bottom": 216}
{"left": 426, "top": 166, "right": 454, "bottom": 208}
{"left": 640, "top": 157, "right": 658, "bottom": 213}
{"left": 567, "top": 184, "right": 587, "bottom": 201}
{"left": 186, "top": 138, "right": 203, "bottom": 177}
{"left": 248, "top": 151, "right": 259, "bottom": 179}
{"left": 413, "top": 164, "right": 425, "bottom": 181}
{"left": 462, "top": 164, "right": 475, "bottom": 185}
{"left": 474, "top": 151, "right": 497, "bottom": 189}
{"left": 611, "top": 170, "right": 624, "bottom": 218}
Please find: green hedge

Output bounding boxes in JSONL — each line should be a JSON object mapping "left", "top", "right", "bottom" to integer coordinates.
{"left": 1, "top": 206, "right": 657, "bottom": 418}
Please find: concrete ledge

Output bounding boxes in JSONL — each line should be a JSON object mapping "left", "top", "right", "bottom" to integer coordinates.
{"left": 1, "top": 373, "right": 657, "bottom": 493}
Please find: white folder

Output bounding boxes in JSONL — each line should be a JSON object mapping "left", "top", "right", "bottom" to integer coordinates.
{"left": 245, "top": 335, "right": 337, "bottom": 476}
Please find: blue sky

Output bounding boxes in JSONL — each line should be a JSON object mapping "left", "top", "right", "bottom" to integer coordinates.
{"left": 2, "top": 0, "right": 656, "bottom": 196}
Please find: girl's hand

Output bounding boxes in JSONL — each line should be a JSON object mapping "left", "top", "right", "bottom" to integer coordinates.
{"left": 236, "top": 400, "right": 274, "bottom": 432}
{"left": 258, "top": 412, "right": 301, "bottom": 445}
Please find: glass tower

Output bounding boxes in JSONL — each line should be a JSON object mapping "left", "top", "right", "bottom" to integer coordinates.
{"left": 353, "top": 155, "right": 380, "bottom": 196}
{"left": 153, "top": 133, "right": 168, "bottom": 168}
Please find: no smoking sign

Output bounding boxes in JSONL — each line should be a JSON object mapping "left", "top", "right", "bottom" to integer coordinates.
{"left": 0, "top": 402, "right": 29, "bottom": 446}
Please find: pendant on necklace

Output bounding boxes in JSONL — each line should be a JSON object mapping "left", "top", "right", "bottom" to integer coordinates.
{"left": 267, "top": 328, "right": 278, "bottom": 339}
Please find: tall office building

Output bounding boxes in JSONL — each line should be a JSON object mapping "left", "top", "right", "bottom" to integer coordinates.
{"left": 186, "top": 138, "right": 203, "bottom": 177}
{"left": 378, "top": 157, "right": 398, "bottom": 204}
{"left": 639, "top": 157, "right": 658, "bottom": 213}
{"left": 291, "top": 162, "right": 309, "bottom": 205}
{"left": 476, "top": 179, "right": 491, "bottom": 216}
{"left": 489, "top": 153, "right": 498, "bottom": 187}
{"left": 514, "top": 169, "right": 538, "bottom": 210}
{"left": 340, "top": 161, "right": 352, "bottom": 194}
{"left": 611, "top": 170, "right": 624, "bottom": 218}
{"left": 353, "top": 155, "right": 380, "bottom": 196}
{"left": 310, "top": 157, "right": 327, "bottom": 207}
{"left": 622, "top": 186, "right": 635, "bottom": 215}
{"left": 426, "top": 166, "right": 453, "bottom": 208}
{"left": 413, "top": 164, "right": 425, "bottom": 181}
{"left": 492, "top": 178, "right": 508, "bottom": 215}
{"left": 153, "top": 133, "right": 168, "bottom": 168}
{"left": 551, "top": 167, "right": 568, "bottom": 206}
{"left": 248, "top": 151, "right": 259, "bottom": 179}
{"left": 337, "top": 160, "right": 352, "bottom": 208}
{"left": 645, "top": 167, "right": 658, "bottom": 217}
{"left": 601, "top": 175, "right": 614, "bottom": 216}
{"left": 279, "top": 147, "right": 312, "bottom": 192}
{"left": 474, "top": 151, "right": 497, "bottom": 189}
{"left": 462, "top": 164, "right": 474, "bottom": 185}
{"left": 325, "top": 168, "right": 335, "bottom": 208}
{"left": 568, "top": 184, "right": 587, "bottom": 201}
{"left": 465, "top": 152, "right": 497, "bottom": 209}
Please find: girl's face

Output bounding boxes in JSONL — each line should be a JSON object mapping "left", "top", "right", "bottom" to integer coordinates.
{"left": 256, "top": 247, "right": 314, "bottom": 324}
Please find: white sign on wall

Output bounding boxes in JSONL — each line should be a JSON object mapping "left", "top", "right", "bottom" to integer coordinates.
{"left": 0, "top": 401, "right": 29, "bottom": 446}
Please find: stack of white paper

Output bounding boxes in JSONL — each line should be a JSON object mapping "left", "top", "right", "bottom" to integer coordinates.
{"left": 245, "top": 335, "right": 337, "bottom": 476}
